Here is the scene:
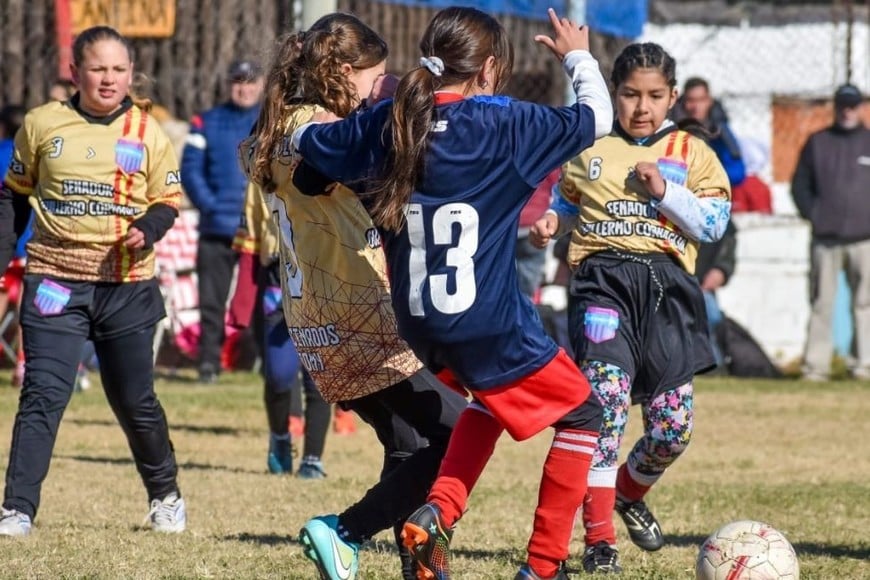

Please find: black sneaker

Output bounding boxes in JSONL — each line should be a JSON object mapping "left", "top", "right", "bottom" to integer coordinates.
{"left": 401, "top": 503, "right": 453, "bottom": 580}
{"left": 514, "top": 562, "right": 570, "bottom": 579}
{"left": 614, "top": 498, "right": 664, "bottom": 551}
{"left": 582, "top": 542, "right": 622, "bottom": 574}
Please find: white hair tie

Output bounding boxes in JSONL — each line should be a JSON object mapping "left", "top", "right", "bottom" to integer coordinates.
{"left": 419, "top": 56, "right": 444, "bottom": 77}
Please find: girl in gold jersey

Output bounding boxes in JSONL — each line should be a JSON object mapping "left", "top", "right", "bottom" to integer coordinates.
{"left": 0, "top": 27, "right": 185, "bottom": 536}
{"left": 532, "top": 43, "right": 731, "bottom": 573}
{"left": 244, "top": 14, "right": 466, "bottom": 580}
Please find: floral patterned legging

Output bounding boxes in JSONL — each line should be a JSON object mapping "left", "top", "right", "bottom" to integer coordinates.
{"left": 581, "top": 360, "right": 693, "bottom": 482}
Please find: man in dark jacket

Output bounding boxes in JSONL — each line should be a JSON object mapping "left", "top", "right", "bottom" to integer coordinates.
{"left": 792, "top": 84, "right": 870, "bottom": 380}
{"left": 182, "top": 60, "right": 264, "bottom": 383}
{"left": 673, "top": 77, "right": 746, "bottom": 188}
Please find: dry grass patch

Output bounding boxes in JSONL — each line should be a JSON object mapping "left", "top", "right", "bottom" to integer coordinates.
{"left": 0, "top": 373, "right": 866, "bottom": 579}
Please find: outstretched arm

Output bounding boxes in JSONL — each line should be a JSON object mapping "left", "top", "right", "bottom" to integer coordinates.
{"left": 292, "top": 102, "right": 392, "bottom": 185}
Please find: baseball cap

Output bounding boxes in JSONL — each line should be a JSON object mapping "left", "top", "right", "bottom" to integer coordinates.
{"left": 228, "top": 60, "right": 263, "bottom": 83}
{"left": 834, "top": 84, "right": 863, "bottom": 108}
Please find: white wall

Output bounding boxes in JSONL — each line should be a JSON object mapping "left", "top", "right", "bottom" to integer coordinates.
{"left": 717, "top": 214, "right": 810, "bottom": 364}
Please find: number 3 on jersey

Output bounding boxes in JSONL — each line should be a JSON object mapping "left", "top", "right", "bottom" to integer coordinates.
{"left": 272, "top": 208, "right": 303, "bottom": 299}
{"left": 406, "top": 202, "right": 479, "bottom": 316}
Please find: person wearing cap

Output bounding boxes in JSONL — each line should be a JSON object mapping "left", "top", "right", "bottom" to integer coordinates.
{"left": 182, "top": 60, "right": 264, "bottom": 383}
{"left": 792, "top": 83, "right": 870, "bottom": 380}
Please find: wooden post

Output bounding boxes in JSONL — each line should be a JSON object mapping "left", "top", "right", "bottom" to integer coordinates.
{"left": 55, "top": 0, "right": 73, "bottom": 80}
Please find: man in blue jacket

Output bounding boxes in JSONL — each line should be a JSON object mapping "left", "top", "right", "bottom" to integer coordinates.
{"left": 182, "top": 60, "right": 264, "bottom": 383}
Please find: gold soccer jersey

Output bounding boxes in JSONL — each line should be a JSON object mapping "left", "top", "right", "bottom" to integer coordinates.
{"left": 232, "top": 182, "right": 279, "bottom": 267}
{"left": 560, "top": 128, "right": 730, "bottom": 274}
{"left": 3, "top": 99, "right": 182, "bottom": 282}
{"left": 240, "top": 105, "right": 422, "bottom": 403}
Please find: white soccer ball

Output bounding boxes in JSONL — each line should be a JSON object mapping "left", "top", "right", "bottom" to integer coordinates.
{"left": 696, "top": 520, "right": 799, "bottom": 579}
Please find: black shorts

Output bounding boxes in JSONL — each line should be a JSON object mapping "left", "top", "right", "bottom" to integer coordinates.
{"left": 567, "top": 251, "right": 715, "bottom": 404}
{"left": 19, "top": 274, "right": 166, "bottom": 341}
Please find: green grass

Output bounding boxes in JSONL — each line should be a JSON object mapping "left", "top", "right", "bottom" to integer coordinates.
{"left": 0, "top": 372, "right": 867, "bottom": 579}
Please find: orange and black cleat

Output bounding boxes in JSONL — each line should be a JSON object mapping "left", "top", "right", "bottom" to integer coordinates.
{"left": 401, "top": 503, "right": 453, "bottom": 580}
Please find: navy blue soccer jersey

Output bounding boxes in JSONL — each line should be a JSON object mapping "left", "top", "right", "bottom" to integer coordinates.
{"left": 297, "top": 94, "right": 598, "bottom": 389}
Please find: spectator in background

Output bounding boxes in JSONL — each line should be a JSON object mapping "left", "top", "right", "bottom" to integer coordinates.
{"left": 732, "top": 136, "right": 773, "bottom": 214}
{"left": 517, "top": 169, "right": 560, "bottom": 300}
{"left": 792, "top": 84, "right": 870, "bottom": 381}
{"left": 182, "top": 60, "right": 264, "bottom": 383}
{"left": 695, "top": 221, "right": 738, "bottom": 367}
{"left": 673, "top": 77, "right": 746, "bottom": 188}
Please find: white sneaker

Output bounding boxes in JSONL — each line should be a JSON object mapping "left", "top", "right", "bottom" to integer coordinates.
{"left": 144, "top": 493, "right": 186, "bottom": 533}
{"left": 0, "top": 508, "right": 32, "bottom": 537}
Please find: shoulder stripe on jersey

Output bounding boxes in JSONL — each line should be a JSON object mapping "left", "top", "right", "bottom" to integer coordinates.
{"left": 680, "top": 132, "right": 690, "bottom": 161}
{"left": 664, "top": 132, "right": 678, "bottom": 157}
{"left": 114, "top": 109, "right": 135, "bottom": 281}
{"left": 137, "top": 109, "right": 148, "bottom": 141}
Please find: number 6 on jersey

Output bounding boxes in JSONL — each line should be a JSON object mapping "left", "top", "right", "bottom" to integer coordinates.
{"left": 406, "top": 202, "right": 479, "bottom": 316}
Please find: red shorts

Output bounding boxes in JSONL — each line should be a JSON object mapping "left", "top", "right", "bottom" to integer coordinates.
{"left": 0, "top": 258, "right": 26, "bottom": 304}
{"left": 441, "top": 349, "right": 591, "bottom": 442}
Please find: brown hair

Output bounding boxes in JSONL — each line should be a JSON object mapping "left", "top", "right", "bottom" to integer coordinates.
{"left": 612, "top": 42, "right": 709, "bottom": 139}
{"left": 72, "top": 25, "right": 151, "bottom": 111}
{"left": 251, "top": 13, "right": 388, "bottom": 191}
{"left": 373, "top": 6, "right": 513, "bottom": 231}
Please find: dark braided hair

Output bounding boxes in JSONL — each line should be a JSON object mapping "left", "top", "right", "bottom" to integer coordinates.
{"left": 611, "top": 42, "right": 676, "bottom": 90}
{"left": 612, "top": 42, "right": 710, "bottom": 139}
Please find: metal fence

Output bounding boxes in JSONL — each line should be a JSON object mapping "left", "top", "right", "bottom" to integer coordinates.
{"left": 642, "top": 1, "right": 870, "bottom": 187}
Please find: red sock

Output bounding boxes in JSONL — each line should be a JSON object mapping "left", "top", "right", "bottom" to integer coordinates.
{"left": 428, "top": 405, "right": 503, "bottom": 527}
{"left": 583, "top": 484, "right": 617, "bottom": 546}
{"left": 527, "top": 429, "right": 597, "bottom": 578}
{"left": 616, "top": 463, "right": 651, "bottom": 502}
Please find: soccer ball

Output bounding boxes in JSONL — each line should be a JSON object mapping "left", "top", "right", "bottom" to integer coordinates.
{"left": 696, "top": 520, "right": 799, "bottom": 579}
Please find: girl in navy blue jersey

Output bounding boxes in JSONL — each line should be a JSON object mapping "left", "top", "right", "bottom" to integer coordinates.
{"left": 291, "top": 7, "right": 612, "bottom": 579}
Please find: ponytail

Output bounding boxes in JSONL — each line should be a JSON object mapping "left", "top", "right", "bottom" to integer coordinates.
{"left": 372, "top": 68, "right": 437, "bottom": 231}
{"left": 251, "top": 13, "right": 387, "bottom": 192}
{"left": 251, "top": 31, "right": 305, "bottom": 192}
{"left": 129, "top": 72, "right": 154, "bottom": 112}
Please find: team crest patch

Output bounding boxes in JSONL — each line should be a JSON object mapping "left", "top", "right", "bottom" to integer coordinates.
{"left": 34, "top": 279, "right": 72, "bottom": 316}
{"left": 115, "top": 139, "right": 145, "bottom": 174}
{"left": 657, "top": 158, "right": 688, "bottom": 187}
{"left": 584, "top": 306, "right": 619, "bottom": 344}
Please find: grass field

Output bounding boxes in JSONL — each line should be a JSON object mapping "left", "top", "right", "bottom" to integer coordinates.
{"left": 0, "top": 371, "right": 867, "bottom": 579}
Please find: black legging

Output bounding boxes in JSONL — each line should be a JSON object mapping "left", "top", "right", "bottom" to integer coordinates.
{"left": 337, "top": 369, "right": 467, "bottom": 542}
{"left": 5, "top": 325, "right": 178, "bottom": 519}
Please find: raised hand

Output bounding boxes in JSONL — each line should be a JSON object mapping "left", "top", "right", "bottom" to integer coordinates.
{"left": 534, "top": 8, "right": 590, "bottom": 61}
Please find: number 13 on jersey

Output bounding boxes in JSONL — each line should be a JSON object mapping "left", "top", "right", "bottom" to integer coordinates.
{"left": 406, "top": 202, "right": 479, "bottom": 316}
